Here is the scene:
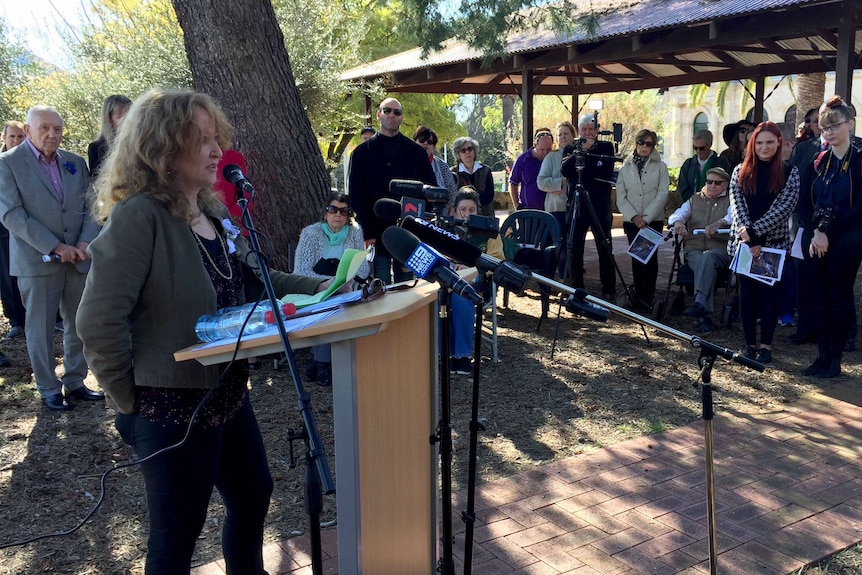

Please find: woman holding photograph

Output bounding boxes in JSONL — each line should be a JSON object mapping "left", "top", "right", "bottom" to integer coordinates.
{"left": 798, "top": 96, "right": 862, "bottom": 378}
{"left": 615, "top": 129, "right": 669, "bottom": 310}
{"left": 728, "top": 121, "right": 799, "bottom": 364}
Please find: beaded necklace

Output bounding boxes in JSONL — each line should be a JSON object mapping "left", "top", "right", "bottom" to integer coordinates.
{"left": 191, "top": 216, "right": 233, "bottom": 280}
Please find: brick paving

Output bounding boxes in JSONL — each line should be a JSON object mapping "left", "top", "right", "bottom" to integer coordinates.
{"left": 193, "top": 224, "right": 862, "bottom": 574}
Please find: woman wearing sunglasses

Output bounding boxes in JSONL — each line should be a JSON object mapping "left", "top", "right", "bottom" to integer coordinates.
{"left": 615, "top": 129, "right": 669, "bottom": 311}
{"left": 798, "top": 96, "right": 861, "bottom": 378}
{"left": 451, "top": 136, "right": 495, "bottom": 217}
{"left": 728, "top": 121, "right": 799, "bottom": 364}
{"left": 294, "top": 192, "right": 369, "bottom": 385}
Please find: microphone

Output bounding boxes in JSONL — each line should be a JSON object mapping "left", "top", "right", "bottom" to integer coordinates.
{"left": 222, "top": 164, "right": 255, "bottom": 195}
{"left": 399, "top": 216, "right": 531, "bottom": 293}
{"left": 381, "top": 227, "right": 483, "bottom": 305}
{"left": 374, "top": 198, "right": 404, "bottom": 221}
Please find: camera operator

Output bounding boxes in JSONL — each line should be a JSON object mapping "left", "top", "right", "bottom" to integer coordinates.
{"left": 348, "top": 98, "right": 435, "bottom": 283}
{"left": 559, "top": 113, "right": 617, "bottom": 299}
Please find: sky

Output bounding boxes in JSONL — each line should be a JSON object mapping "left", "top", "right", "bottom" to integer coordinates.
{"left": 1, "top": 0, "right": 84, "bottom": 67}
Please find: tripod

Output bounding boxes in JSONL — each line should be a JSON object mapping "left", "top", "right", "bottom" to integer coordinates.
{"left": 552, "top": 146, "right": 648, "bottom": 357}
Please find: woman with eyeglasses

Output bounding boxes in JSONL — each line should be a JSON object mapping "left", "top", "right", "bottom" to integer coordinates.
{"left": 294, "top": 192, "right": 368, "bottom": 386}
{"left": 451, "top": 136, "right": 495, "bottom": 217}
{"left": 615, "top": 129, "right": 669, "bottom": 310}
{"left": 728, "top": 121, "right": 799, "bottom": 364}
{"left": 720, "top": 120, "right": 756, "bottom": 171}
{"left": 414, "top": 126, "right": 457, "bottom": 210}
{"left": 798, "top": 96, "right": 861, "bottom": 378}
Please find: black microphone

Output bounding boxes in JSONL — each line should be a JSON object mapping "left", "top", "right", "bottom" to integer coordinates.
{"left": 373, "top": 198, "right": 403, "bottom": 220}
{"left": 381, "top": 227, "right": 483, "bottom": 305}
{"left": 222, "top": 164, "right": 255, "bottom": 195}
{"left": 399, "top": 216, "right": 531, "bottom": 294}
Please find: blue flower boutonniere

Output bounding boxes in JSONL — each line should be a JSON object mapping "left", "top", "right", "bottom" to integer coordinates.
{"left": 63, "top": 161, "right": 76, "bottom": 175}
{"left": 221, "top": 218, "right": 241, "bottom": 254}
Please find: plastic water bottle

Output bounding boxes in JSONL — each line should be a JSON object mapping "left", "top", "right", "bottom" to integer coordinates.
{"left": 195, "top": 306, "right": 268, "bottom": 342}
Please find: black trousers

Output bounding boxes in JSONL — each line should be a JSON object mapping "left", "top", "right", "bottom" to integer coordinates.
{"left": 116, "top": 397, "right": 272, "bottom": 575}
{"left": 623, "top": 221, "right": 664, "bottom": 306}
{"left": 0, "top": 230, "right": 25, "bottom": 328}
{"left": 807, "top": 232, "right": 862, "bottom": 357}
{"left": 563, "top": 199, "right": 615, "bottom": 294}
{"left": 739, "top": 275, "right": 779, "bottom": 347}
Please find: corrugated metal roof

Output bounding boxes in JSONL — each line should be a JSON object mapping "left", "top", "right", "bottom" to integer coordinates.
{"left": 343, "top": 0, "right": 828, "bottom": 80}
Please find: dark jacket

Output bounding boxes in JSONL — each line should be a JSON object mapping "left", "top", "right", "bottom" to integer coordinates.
{"left": 559, "top": 140, "right": 616, "bottom": 212}
{"left": 77, "top": 194, "right": 323, "bottom": 413}
{"left": 676, "top": 151, "right": 730, "bottom": 203}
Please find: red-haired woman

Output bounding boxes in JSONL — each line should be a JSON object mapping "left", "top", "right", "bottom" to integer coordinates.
{"left": 798, "top": 96, "right": 862, "bottom": 378}
{"left": 728, "top": 121, "right": 799, "bottom": 363}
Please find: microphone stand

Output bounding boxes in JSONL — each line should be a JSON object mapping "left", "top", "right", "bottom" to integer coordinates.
{"left": 460, "top": 294, "right": 485, "bottom": 575}
{"left": 234, "top": 185, "right": 335, "bottom": 575}
{"left": 527, "top": 271, "right": 763, "bottom": 575}
{"left": 433, "top": 287, "right": 456, "bottom": 575}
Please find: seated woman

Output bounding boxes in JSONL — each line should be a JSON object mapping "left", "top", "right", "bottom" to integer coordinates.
{"left": 294, "top": 192, "right": 368, "bottom": 385}
{"left": 449, "top": 188, "right": 505, "bottom": 375}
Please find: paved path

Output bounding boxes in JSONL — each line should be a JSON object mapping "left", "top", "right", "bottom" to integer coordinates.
{"left": 192, "top": 389, "right": 862, "bottom": 575}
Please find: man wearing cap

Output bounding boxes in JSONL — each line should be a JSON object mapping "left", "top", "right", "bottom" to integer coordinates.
{"left": 509, "top": 129, "right": 553, "bottom": 210}
{"left": 348, "top": 98, "right": 435, "bottom": 283}
{"left": 676, "top": 129, "right": 730, "bottom": 204}
{"left": 359, "top": 126, "right": 375, "bottom": 143}
{"left": 668, "top": 167, "right": 733, "bottom": 333}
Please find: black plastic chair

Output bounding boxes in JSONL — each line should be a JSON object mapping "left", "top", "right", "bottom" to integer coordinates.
{"left": 499, "top": 210, "right": 560, "bottom": 329}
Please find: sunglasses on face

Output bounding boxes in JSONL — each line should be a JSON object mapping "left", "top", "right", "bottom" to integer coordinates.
{"left": 705, "top": 179, "right": 727, "bottom": 186}
{"left": 380, "top": 107, "right": 403, "bottom": 116}
{"left": 636, "top": 139, "right": 655, "bottom": 148}
{"left": 738, "top": 127, "right": 750, "bottom": 134}
{"left": 459, "top": 147, "right": 474, "bottom": 153}
{"left": 693, "top": 146, "right": 707, "bottom": 151}
{"left": 325, "top": 205, "right": 352, "bottom": 216}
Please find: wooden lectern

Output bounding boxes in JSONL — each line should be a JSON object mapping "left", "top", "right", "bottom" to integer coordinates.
{"left": 175, "top": 284, "right": 440, "bottom": 574}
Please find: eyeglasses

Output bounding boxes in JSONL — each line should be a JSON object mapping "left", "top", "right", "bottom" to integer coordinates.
{"left": 636, "top": 139, "right": 655, "bottom": 148}
{"left": 325, "top": 205, "right": 352, "bottom": 216}
{"left": 534, "top": 132, "right": 553, "bottom": 142}
{"left": 693, "top": 146, "right": 707, "bottom": 151}
{"left": 705, "top": 179, "right": 727, "bottom": 186}
{"left": 458, "top": 146, "right": 475, "bottom": 153}
{"left": 820, "top": 121, "right": 847, "bottom": 134}
{"left": 379, "top": 107, "right": 403, "bottom": 116}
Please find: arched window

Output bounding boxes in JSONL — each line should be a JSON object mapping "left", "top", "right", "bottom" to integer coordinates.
{"left": 693, "top": 112, "right": 708, "bottom": 136}
{"left": 745, "top": 107, "right": 769, "bottom": 122}
{"left": 784, "top": 105, "right": 798, "bottom": 127}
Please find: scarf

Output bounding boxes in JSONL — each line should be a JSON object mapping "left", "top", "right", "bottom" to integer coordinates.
{"left": 632, "top": 152, "right": 648, "bottom": 177}
{"left": 322, "top": 223, "right": 349, "bottom": 246}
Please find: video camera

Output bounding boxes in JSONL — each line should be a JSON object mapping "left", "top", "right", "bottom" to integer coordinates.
{"left": 388, "top": 179, "right": 499, "bottom": 240}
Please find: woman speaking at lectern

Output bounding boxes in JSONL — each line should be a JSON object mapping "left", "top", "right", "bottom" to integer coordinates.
{"left": 77, "top": 89, "right": 328, "bottom": 575}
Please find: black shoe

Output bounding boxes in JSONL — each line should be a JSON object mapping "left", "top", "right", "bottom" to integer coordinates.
{"left": 787, "top": 331, "right": 815, "bottom": 345}
{"left": 802, "top": 356, "right": 827, "bottom": 376}
{"left": 42, "top": 393, "right": 73, "bottom": 411}
{"left": 0, "top": 351, "right": 10, "bottom": 368}
{"left": 65, "top": 385, "right": 105, "bottom": 402}
{"left": 304, "top": 361, "right": 317, "bottom": 383}
{"left": 4, "top": 326, "right": 23, "bottom": 339}
{"left": 741, "top": 346, "right": 757, "bottom": 360}
{"left": 815, "top": 357, "right": 842, "bottom": 378}
{"left": 451, "top": 357, "right": 472, "bottom": 376}
{"left": 315, "top": 362, "right": 332, "bottom": 387}
{"left": 754, "top": 348, "right": 772, "bottom": 364}
{"left": 844, "top": 337, "right": 856, "bottom": 352}
{"left": 696, "top": 317, "right": 714, "bottom": 333}
{"left": 682, "top": 302, "right": 706, "bottom": 318}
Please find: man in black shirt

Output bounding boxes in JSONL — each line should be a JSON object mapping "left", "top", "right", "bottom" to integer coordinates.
{"left": 348, "top": 98, "right": 436, "bottom": 283}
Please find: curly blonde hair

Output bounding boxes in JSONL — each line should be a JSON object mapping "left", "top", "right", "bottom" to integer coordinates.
{"left": 92, "top": 89, "right": 234, "bottom": 224}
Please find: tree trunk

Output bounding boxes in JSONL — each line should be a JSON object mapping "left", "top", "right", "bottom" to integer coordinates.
{"left": 796, "top": 73, "right": 827, "bottom": 126}
{"left": 171, "top": 0, "right": 330, "bottom": 270}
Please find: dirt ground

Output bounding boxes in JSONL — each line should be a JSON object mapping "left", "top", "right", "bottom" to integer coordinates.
{"left": 0, "top": 280, "right": 860, "bottom": 574}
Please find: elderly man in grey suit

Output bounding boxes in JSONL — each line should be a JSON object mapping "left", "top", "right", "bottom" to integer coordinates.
{"left": 0, "top": 105, "right": 103, "bottom": 411}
